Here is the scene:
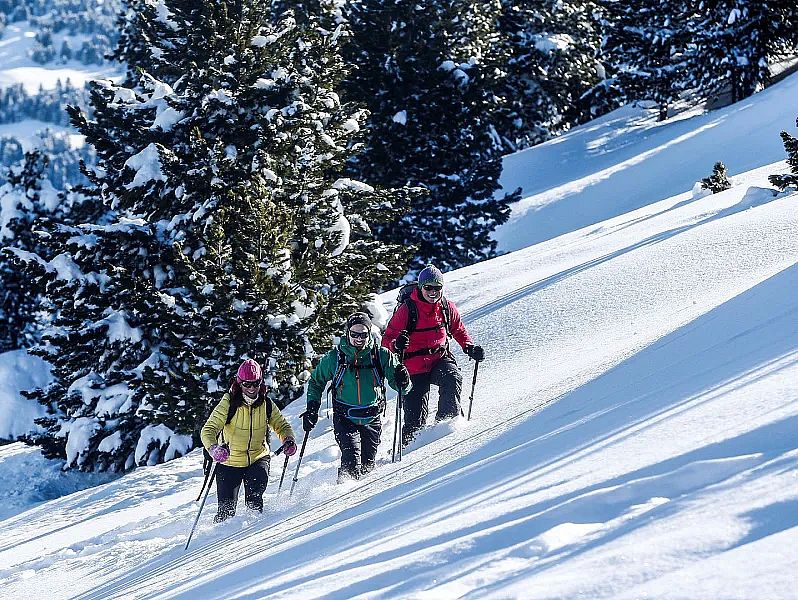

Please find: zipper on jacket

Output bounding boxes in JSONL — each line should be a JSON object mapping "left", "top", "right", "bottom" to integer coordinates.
{"left": 355, "top": 353, "right": 362, "bottom": 405}
{"left": 247, "top": 405, "right": 253, "bottom": 466}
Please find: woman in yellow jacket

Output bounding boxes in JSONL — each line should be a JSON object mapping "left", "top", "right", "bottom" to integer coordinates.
{"left": 202, "top": 359, "right": 296, "bottom": 522}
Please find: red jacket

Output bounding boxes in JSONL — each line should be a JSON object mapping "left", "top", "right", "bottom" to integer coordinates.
{"left": 382, "top": 288, "right": 472, "bottom": 375}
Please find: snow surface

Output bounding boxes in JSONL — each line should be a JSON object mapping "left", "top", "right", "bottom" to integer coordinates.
{"left": 2, "top": 71, "right": 798, "bottom": 600}
{"left": 494, "top": 66, "right": 798, "bottom": 252}
{"left": 0, "top": 350, "right": 51, "bottom": 439}
{"left": 0, "top": 22, "right": 119, "bottom": 93}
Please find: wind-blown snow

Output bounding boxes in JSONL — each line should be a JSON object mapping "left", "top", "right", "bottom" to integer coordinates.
{"left": 2, "top": 69, "right": 798, "bottom": 600}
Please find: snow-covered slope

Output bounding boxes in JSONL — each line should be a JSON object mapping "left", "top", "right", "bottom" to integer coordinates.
{"left": 1, "top": 170, "right": 797, "bottom": 598}
{"left": 0, "top": 20, "right": 119, "bottom": 93}
{"left": 2, "top": 75, "right": 798, "bottom": 599}
{"left": 494, "top": 70, "right": 798, "bottom": 253}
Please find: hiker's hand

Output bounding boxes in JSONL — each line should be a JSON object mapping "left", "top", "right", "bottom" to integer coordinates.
{"left": 209, "top": 444, "right": 230, "bottom": 463}
{"left": 301, "top": 406, "right": 319, "bottom": 432}
{"left": 282, "top": 436, "right": 297, "bottom": 457}
{"left": 465, "top": 344, "right": 484, "bottom": 362}
{"left": 395, "top": 364, "right": 410, "bottom": 388}
{"left": 395, "top": 331, "right": 410, "bottom": 352}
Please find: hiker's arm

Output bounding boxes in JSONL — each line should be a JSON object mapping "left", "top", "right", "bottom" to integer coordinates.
{"left": 449, "top": 302, "right": 473, "bottom": 350}
{"left": 201, "top": 395, "right": 230, "bottom": 449}
{"left": 382, "top": 303, "right": 410, "bottom": 352}
{"left": 268, "top": 402, "right": 295, "bottom": 443}
{"left": 382, "top": 347, "right": 412, "bottom": 395}
{"left": 306, "top": 351, "right": 334, "bottom": 408}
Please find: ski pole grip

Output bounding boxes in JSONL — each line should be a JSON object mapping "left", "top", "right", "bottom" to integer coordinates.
{"left": 273, "top": 441, "right": 288, "bottom": 456}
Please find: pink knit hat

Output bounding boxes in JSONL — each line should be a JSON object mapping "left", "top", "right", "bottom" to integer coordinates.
{"left": 236, "top": 358, "right": 262, "bottom": 383}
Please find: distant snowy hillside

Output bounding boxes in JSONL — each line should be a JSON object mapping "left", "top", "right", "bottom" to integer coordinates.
{"left": 1, "top": 63, "right": 797, "bottom": 597}
{"left": 0, "top": 2, "right": 122, "bottom": 186}
{"left": 494, "top": 70, "right": 798, "bottom": 253}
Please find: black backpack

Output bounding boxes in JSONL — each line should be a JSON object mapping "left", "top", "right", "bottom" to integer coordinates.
{"left": 394, "top": 282, "right": 452, "bottom": 337}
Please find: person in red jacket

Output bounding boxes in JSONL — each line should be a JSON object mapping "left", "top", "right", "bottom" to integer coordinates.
{"left": 382, "top": 265, "right": 484, "bottom": 445}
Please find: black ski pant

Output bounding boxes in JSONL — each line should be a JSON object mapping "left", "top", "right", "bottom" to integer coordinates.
{"left": 214, "top": 456, "right": 269, "bottom": 522}
{"left": 333, "top": 413, "right": 381, "bottom": 479}
{"left": 402, "top": 355, "right": 462, "bottom": 446}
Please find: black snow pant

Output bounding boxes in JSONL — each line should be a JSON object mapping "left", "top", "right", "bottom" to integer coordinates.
{"left": 214, "top": 456, "right": 269, "bottom": 522}
{"left": 333, "top": 413, "right": 381, "bottom": 480}
{"left": 402, "top": 355, "right": 462, "bottom": 446}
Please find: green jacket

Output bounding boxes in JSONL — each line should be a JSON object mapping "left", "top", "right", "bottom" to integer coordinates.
{"left": 201, "top": 394, "right": 294, "bottom": 468}
{"left": 307, "top": 338, "right": 411, "bottom": 424}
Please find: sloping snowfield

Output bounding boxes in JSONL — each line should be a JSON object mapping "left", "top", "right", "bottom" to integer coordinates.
{"left": 1, "top": 74, "right": 798, "bottom": 599}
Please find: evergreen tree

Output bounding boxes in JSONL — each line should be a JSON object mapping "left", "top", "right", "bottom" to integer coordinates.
{"left": 495, "top": 0, "right": 602, "bottom": 151}
{"left": 700, "top": 161, "right": 732, "bottom": 193}
{"left": 0, "top": 151, "right": 54, "bottom": 351}
{"left": 769, "top": 118, "right": 798, "bottom": 191}
{"left": 343, "top": 0, "right": 517, "bottom": 275}
{"left": 599, "top": 0, "right": 697, "bottom": 120}
{"left": 691, "top": 1, "right": 798, "bottom": 103}
{"left": 113, "top": 0, "right": 177, "bottom": 86}
{"left": 21, "top": 1, "right": 408, "bottom": 471}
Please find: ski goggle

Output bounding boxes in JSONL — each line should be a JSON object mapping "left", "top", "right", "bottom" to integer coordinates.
{"left": 240, "top": 379, "right": 261, "bottom": 389}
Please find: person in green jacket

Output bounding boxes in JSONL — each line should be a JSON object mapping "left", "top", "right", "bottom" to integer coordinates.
{"left": 302, "top": 312, "right": 411, "bottom": 481}
{"left": 202, "top": 358, "right": 296, "bottom": 522}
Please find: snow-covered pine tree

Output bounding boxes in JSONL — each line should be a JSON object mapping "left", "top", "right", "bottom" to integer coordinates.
{"left": 0, "top": 151, "right": 57, "bottom": 351}
{"left": 113, "top": 0, "right": 177, "bottom": 87}
{"left": 495, "top": 0, "right": 602, "bottom": 151}
{"left": 21, "top": 1, "right": 408, "bottom": 471}
{"left": 700, "top": 161, "right": 732, "bottom": 193}
{"left": 599, "top": 0, "right": 696, "bottom": 121}
{"left": 342, "top": 0, "right": 517, "bottom": 275}
{"left": 769, "top": 118, "right": 798, "bottom": 191}
{"left": 691, "top": 1, "right": 798, "bottom": 104}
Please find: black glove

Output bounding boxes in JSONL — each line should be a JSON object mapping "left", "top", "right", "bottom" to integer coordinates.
{"left": 394, "top": 364, "right": 410, "bottom": 388}
{"left": 301, "top": 404, "right": 319, "bottom": 432}
{"left": 394, "top": 331, "right": 410, "bottom": 352}
{"left": 465, "top": 344, "right": 485, "bottom": 362}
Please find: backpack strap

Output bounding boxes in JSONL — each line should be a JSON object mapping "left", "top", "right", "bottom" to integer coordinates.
{"left": 328, "top": 347, "right": 348, "bottom": 403}
{"left": 405, "top": 296, "right": 451, "bottom": 337}
{"left": 440, "top": 297, "right": 452, "bottom": 338}
{"left": 404, "top": 296, "right": 419, "bottom": 333}
{"left": 372, "top": 346, "right": 386, "bottom": 406}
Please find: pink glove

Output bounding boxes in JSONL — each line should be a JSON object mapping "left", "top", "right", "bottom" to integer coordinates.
{"left": 209, "top": 444, "right": 230, "bottom": 463}
{"left": 282, "top": 437, "right": 297, "bottom": 457}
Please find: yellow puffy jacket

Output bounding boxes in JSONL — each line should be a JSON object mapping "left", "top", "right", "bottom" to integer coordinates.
{"left": 201, "top": 393, "right": 294, "bottom": 468}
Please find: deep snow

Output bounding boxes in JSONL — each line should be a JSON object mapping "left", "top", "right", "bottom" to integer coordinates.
{"left": 1, "top": 70, "right": 798, "bottom": 600}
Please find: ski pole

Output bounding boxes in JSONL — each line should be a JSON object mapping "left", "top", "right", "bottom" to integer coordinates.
{"left": 392, "top": 387, "right": 403, "bottom": 462}
{"left": 185, "top": 460, "right": 217, "bottom": 551}
{"left": 289, "top": 430, "right": 310, "bottom": 496}
{"left": 195, "top": 451, "right": 215, "bottom": 502}
{"left": 466, "top": 361, "right": 480, "bottom": 421}
{"left": 392, "top": 350, "right": 405, "bottom": 463}
{"left": 398, "top": 387, "right": 403, "bottom": 461}
{"left": 277, "top": 453, "right": 290, "bottom": 493}
{"left": 272, "top": 439, "right": 290, "bottom": 494}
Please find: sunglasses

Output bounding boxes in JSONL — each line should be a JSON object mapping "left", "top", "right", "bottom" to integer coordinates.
{"left": 422, "top": 284, "right": 443, "bottom": 291}
{"left": 240, "top": 379, "right": 261, "bottom": 389}
{"left": 349, "top": 330, "right": 369, "bottom": 339}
